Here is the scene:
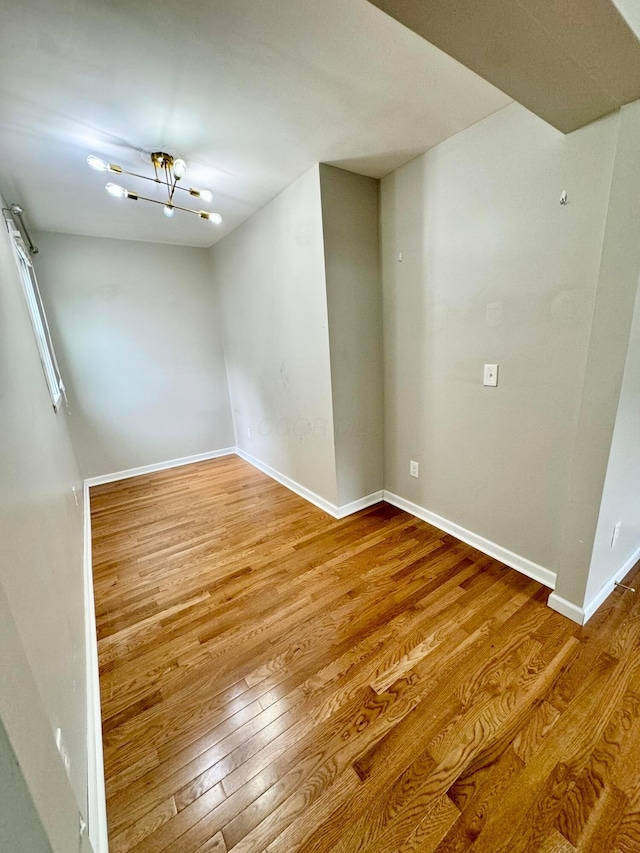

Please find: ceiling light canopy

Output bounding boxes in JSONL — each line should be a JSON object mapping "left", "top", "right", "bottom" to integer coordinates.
{"left": 87, "top": 151, "right": 221, "bottom": 224}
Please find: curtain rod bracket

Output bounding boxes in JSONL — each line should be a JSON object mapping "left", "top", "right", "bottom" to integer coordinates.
{"left": 4, "top": 204, "right": 39, "bottom": 254}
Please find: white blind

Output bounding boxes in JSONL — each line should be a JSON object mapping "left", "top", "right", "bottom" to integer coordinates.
{"left": 6, "top": 218, "right": 66, "bottom": 410}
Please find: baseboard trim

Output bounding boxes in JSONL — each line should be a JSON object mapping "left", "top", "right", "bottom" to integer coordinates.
{"left": 584, "top": 544, "right": 640, "bottom": 622}
{"left": 549, "top": 544, "right": 640, "bottom": 625}
{"left": 550, "top": 543, "right": 640, "bottom": 625}
{"left": 84, "top": 448, "right": 236, "bottom": 487}
{"left": 83, "top": 447, "right": 382, "bottom": 520}
{"left": 235, "top": 448, "right": 383, "bottom": 519}
{"left": 82, "top": 482, "right": 108, "bottom": 853}
{"left": 383, "top": 490, "right": 557, "bottom": 590}
{"left": 335, "top": 491, "right": 384, "bottom": 519}
{"left": 236, "top": 447, "right": 339, "bottom": 516}
{"left": 547, "top": 592, "right": 585, "bottom": 625}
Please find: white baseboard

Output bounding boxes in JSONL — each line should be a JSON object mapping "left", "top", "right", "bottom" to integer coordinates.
{"left": 84, "top": 448, "right": 236, "bottom": 487}
{"left": 83, "top": 446, "right": 382, "bottom": 520}
{"left": 335, "top": 491, "right": 384, "bottom": 519}
{"left": 546, "top": 592, "right": 585, "bottom": 625}
{"left": 584, "top": 544, "right": 640, "bottom": 621}
{"left": 236, "top": 447, "right": 339, "bottom": 515}
{"left": 550, "top": 543, "right": 640, "bottom": 625}
{"left": 235, "top": 448, "right": 383, "bottom": 519}
{"left": 82, "top": 483, "right": 108, "bottom": 853}
{"left": 383, "top": 490, "right": 557, "bottom": 590}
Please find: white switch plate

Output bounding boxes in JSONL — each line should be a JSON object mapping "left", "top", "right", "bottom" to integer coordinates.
{"left": 483, "top": 364, "right": 499, "bottom": 387}
{"left": 410, "top": 460, "right": 419, "bottom": 478}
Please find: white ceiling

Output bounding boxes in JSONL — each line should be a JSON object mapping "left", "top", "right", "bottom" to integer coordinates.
{"left": 0, "top": 0, "right": 510, "bottom": 248}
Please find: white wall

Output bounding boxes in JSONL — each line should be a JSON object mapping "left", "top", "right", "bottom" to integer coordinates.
{"left": 554, "top": 100, "right": 640, "bottom": 611}
{"left": 35, "top": 232, "right": 234, "bottom": 478}
{"left": 319, "top": 164, "right": 383, "bottom": 506}
{"left": 586, "top": 276, "right": 640, "bottom": 602}
{"left": 0, "top": 716, "right": 52, "bottom": 853}
{"left": 212, "top": 165, "right": 339, "bottom": 505}
{"left": 0, "top": 199, "right": 91, "bottom": 850}
{"left": 380, "top": 103, "right": 618, "bottom": 575}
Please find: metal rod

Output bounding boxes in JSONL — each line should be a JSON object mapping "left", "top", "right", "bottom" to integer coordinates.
{"left": 5, "top": 205, "right": 38, "bottom": 254}
{"left": 121, "top": 190, "right": 219, "bottom": 220}
{"left": 116, "top": 167, "right": 206, "bottom": 197}
{"left": 614, "top": 581, "right": 636, "bottom": 593}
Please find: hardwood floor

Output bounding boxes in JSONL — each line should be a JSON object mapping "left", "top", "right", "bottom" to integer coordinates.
{"left": 91, "top": 455, "right": 640, "bottom": 853}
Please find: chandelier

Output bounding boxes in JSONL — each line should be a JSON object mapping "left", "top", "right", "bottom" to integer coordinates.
{"left": 86, "top": 152, "right": 222, "bottom": 223}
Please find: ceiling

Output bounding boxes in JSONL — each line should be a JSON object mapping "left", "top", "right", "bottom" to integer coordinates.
{"left": 368, "top": 0, "right": 640, "bottom": 134}
{"left": 0, "top": 0, "right": 511, "bottom": 248}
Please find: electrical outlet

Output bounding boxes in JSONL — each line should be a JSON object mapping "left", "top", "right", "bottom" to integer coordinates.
{"left": 611, "top": 520, "right": 622, "bottom": 549}
{"left": 410, "top": 460, "right": 419, "bottom": 478}
{"left": 247, "top": 426, "right": 252, "bottom": 440}
{"left": 72, "top": 486, "right": 79, "bottom": 507}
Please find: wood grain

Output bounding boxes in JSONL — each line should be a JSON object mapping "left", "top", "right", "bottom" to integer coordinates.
{"left": 91, "top": 455, "right": 640, "bottom": 852}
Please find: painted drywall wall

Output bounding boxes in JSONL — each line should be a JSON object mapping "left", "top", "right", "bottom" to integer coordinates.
{"left": 380, "top": 102, "right": 618, "bottom": 573}
{"left": 212, "top": 165, "right": 338, "bottom": 505}
{"left": 34, "top": 233, "right": 234, "bottom": 478}
{"left": 0, "top": 580, "right": 91, "bottom": 853}
{"left": 555, "top": 100, "right": 640, "bottom": 609}
{"left": 319, "top": 164, "right": 383, "bottom": 506}
{"left": 0, "top": 199, "right": 90, "bottom": 849}
{"left": 586, "top": 276, "right": 640, "bottom": 603}
{"left": 0, "top": 703, "right": 53, "bottom": 853}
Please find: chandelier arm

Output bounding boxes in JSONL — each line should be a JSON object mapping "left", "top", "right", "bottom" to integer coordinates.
{"left": 171, "top": 183, "right": 205, "bottom": 197}
{"left": 123, "top": 192, "right": 216, "bottom": 217}
{"left": 117, "top": 169, "right": 163, "bottom": 187}
{"left": 113, "top": 168, "right": 208, "bottom": 198}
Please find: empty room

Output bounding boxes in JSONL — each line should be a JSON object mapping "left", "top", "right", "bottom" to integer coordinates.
{"left": 2, "top": 1, "right": 640, "bottom": 852}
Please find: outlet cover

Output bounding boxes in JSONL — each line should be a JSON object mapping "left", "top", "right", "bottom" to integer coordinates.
{"left": 410, "top": 460, "right": 419, "bottom": 478}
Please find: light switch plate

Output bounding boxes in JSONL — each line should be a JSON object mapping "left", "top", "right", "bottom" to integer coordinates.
{"left": 483, "top": 364, "right": 498, "bottom": 387}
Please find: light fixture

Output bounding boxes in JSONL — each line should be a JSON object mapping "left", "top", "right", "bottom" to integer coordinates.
{"left": 105, "top": 182, "right": 125, "bottom": 198}
{"left": 187, "top": 187, "right": 213, "bottom": 202}
{"left": 200, "top": 211, "right": 222, "bottom": 224}
{"left": 87, "top": 151, "right": 221, "bottom": 224}
{"left": 105, "top": 183, "right": 139, "bottom": 200}
{"left": 87, "top": 155, "right": 122, "bottom": 173}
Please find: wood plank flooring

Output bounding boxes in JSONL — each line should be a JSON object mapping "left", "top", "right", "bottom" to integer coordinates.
{"left": 91, "top": 455, "right": 640, "bottom": 853}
